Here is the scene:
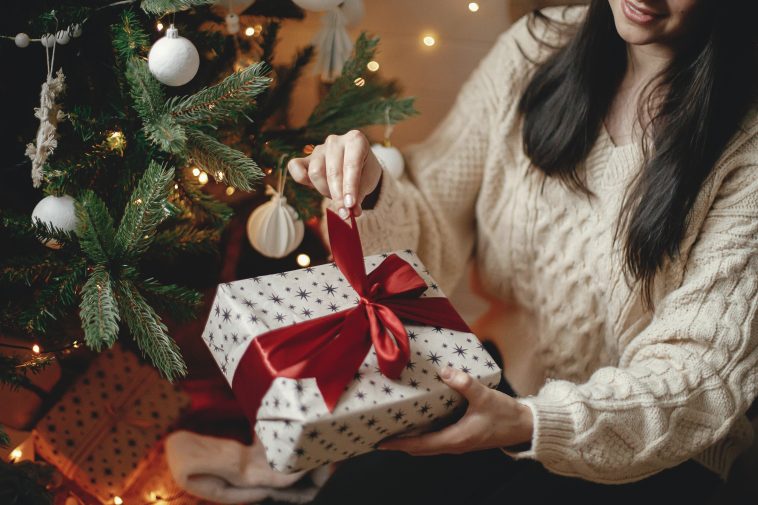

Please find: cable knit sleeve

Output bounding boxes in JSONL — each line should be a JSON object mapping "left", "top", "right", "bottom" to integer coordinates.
{"left": 504, "top": 160, "right": 758, "bottom": 483}
{"left": 320, "top": 17, "right": 536, "bottom": 294}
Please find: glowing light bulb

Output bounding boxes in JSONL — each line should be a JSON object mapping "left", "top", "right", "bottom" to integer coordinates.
{"left": 296, "top": 254, "right": 311, "bottom": 267}
{"left": 198, "top": 172, "right": 209, "bottom": 185}
{"left": 32, "top": 344, "right": 40, "bottom": 354}
{"left": 225, "top": 186, "right": 235, "bottom": 196}
{"left": 468, "top": 2, "right": 480, "bottom": 12}
{"left": 244, "top": 27, "right": 255, "bottom": 36}
{"left": 174, "top": 184, "right": 179, "bottom": 190}
{"left": 106, "top": 131, "right": 126, "bottom": 152}
{"left": 216, "top": 171, "right": 224, "bottom": 181}
{"left": 366, "top": 60, "right": 379, "bottom": 72}
{"left": 354, "top": 77, "right": 366, "bottom": 87}
{"left": 113, "top": 497, "right": 123, "bottom": 505}
{"left": 10, "top": 448, "right": 22, "bottom": 461}
{"left": 192, "top": 167, "right": 201, "bottom": 177}
{"left": 73, "top": 341, "right": 80, "bottom": 348}
{"left": 156, "top": 22, "right": 164, "bottom": 31}
{"left": 422, "top": 34, "right": 436, "bottom": 47}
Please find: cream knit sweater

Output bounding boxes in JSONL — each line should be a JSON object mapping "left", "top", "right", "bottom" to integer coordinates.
{"left": 321, "top": 6, "right": 758, "bottom": 484}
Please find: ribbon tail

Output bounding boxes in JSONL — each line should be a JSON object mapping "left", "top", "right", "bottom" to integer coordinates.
{"left": 381, "top": 297, "right": 471, "bottom": 333}
{"left": 369, "top": 304, "right": 411, "bottom": 379}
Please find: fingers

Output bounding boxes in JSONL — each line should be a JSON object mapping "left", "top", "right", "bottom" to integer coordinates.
{"left": 325, "top": 135, "right": 345, "bottom": 214}
{"left": 440, "top": 367, "right": 488, "bottom": 405}
{"left": 306, "top": 146, "right": 331, "bottom": 198}
{"left": 342, "top": 130, "right": 367, "bottom": 211}
{"left": 378, "top": 421, "right": 470, "bottom": 455}
{"left": 287, "top": 156, "right": 313, "bottom": 188}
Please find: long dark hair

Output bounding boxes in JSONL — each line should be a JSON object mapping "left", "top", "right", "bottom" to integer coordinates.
{"left": 518, "top": 1, "right": 757, "bottom": 308}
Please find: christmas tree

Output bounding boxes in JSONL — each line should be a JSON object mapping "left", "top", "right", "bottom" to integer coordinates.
{"left": 0, "top": 0, "right": 415, "bottom": 500}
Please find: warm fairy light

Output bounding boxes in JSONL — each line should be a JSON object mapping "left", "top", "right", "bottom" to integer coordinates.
{"left": 225, "top": 186, "right": 235, "bottom": 196}
{"left": 113, "top": 497, "right": 123, "bottom": 505}
{"left": 73, "top": 340, "right": 80, "bottom": 348}
{"left": 106, "top": 131, "right": 126, "bottom": 152}
{"left": 296, "top": 253, "right": 311, "bottom": 267}
{"left": 134, "top": 198, "right": 143, "bottom": 205}
{"left": 468, "top": 2, "right": 480, "bottom": 12}
{"left": 244, "top": 27, "right": 255, "bottom": 36}
{"left": 198, "top": 172, "right": 209, "bottom": 185}
{"left": 216, "top": 171, "right": 224, "bottom": 181}
{"left": 174, "top": 183, "right": 179, "bottom": 190}
{"left": 366, "top": 60, "right": 380, "bottom": 72}
{"left": 9, "top": 448, "right": 22, "bottom": 461}
{"left": 422, "top": 34, "right": 436, "bottom": 47}
{"left": 32, "top": 344, "right": 40, "bottom": 354}
{"left": 156, "top": 22, "right": 164, "bottom": 31}
{"left": 254, "top": 24, "right": 263, "bottom": 33}
{"left": 354, "top": 77, "right": 366, "bottom": 87}
{"left": 192, "top": 167, "right": 201, "bottom": 177}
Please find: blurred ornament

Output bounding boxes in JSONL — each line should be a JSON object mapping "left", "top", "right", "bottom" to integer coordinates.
{"left": 313, "top": 7, "right": 351, "bottom": 82}
{"left": 55, "top": 29, "right": 71, "bottom": 45}
{"left": 40, "top": 33, "right": 55, "bottom": 48}
{"left": 340, "top": 0, "right": 365, "bottom": 27}
{"left": 292, "top": 0, "right": 342, "bottom": 11}
{"left": 247, "top": 186, "right": 304, "bottom": 258}
{"left": 26, "top": 69, "right": 66, "bottom": 188}
{"left": 148, "top": 25, "right": 199, "bottom": 86}
{"left": 371, "top": 142, "right": 404, "bottom": 179}
{"left": 225, "top": 12, "right": 241, "bottom": 34}
{"left": 31, "top": 194, "right": 78, "bottom": 248}
{"left": 14, "top": 33, "right": 30, "bottom": 48}
{"left": 216, "top": 0, "right": 257, "bottom": 14}
{"left": 69, "top": 23, "right": 83, "bottom": 38}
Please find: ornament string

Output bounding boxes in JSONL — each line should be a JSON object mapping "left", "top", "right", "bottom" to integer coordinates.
{"left": 383, "top": 104, "right": 395, "bottom": 145}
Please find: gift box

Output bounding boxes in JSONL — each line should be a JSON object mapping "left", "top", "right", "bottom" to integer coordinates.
{"left": 33, "top": 344, "right": 189, "bottom": 504}
{"left": 202, "top": 211, "right": 502, "bottom": 473}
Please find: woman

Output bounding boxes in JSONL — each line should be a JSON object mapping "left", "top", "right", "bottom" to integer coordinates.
{"left": 287, "top": 1, "right": 758, "bottom": 503}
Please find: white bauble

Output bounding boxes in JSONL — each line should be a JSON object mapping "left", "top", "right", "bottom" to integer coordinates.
{"left": 215, "top": 0, "right": 256, "bottom": 14}
{"left": 40, "top": 34, "right": 56, "bottom": 48}
{"left": 31, "top": 195, "right": 78, "bottom": 249}
{"left": 292, "top": 0, "right": 343, "bottom": 12}
{"left": 340, "top": 0, "right": 365, "bottom": 27}
{"left": 14, "top": 33, "right": 30, "bottom": 48}
{"left": 247, "top": 191, "right": 304, "bottom": 258}
{"left": 55, "top": 30, "right": 71, "bottom": 45}
{"left": 148, "top": 25, "right": 200, "bottom": 87}
{"left": 69, "top": 24, "right": 83, "bottom": 38}
{"left": 225, "top": 12, "right": 241, "bottom": 34}
{"left": 371, "top": 143, "right": 404, "bottom": 179}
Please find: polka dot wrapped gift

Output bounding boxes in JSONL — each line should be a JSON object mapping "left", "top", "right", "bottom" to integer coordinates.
{"left": 202, "top": 210, "right": 503, "bottom": 473}
{"left": 32, "top": 344, "right": 189, "bottom": 504}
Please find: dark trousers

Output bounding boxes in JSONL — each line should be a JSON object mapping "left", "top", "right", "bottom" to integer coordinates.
{"left": 311, "top": 374, "right": 724, "bottom": 505}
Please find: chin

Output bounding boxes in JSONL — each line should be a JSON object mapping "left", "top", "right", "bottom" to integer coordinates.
{"left": 608, "top": 0, "right": 670, "bottom": 46}
{"left": 614, "top": 21, "right": 664, "bottom": 46}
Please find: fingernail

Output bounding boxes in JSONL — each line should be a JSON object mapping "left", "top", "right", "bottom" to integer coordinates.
{"left": 344, "top": 194, "right": 354, "bottom": 207}
{"left": 338, "top": 207, "right": 349, "bottom": 219}
{"left": 440, "top": 366, "right": 454, "bottom": 380}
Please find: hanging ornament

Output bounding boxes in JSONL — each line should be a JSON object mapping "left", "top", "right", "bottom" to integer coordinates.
{"left": 225, "top": 12, "right": 241, "bottom": 34}
{"left": 55, "top": 29, "right": 70, "bottom": 45}
{"left": 40, "top": 33, "right": 55, "bottom": 48}
{"left": 26, "top": 68, "right": 66, "bottom": 188}
{"left": 292, "top": 0, "right": 343, "bottom": 11}
{"left": 148, "top": 24, "right": 199, "bottom": 87}
{"left": 371, "top": 105, "right": 404, "bottom": 178}
{"left": 340, "top": 0, "right": 365, "bottom": 28}
{"left": 215, "top": 0, "right": 257, "bottom": 14}
{"left": 69, "top": 23, "right": 83, "bottom": 38}
{"left": 31, "top": 194, "right": 78, "bottom": 248}
{"left": 14, "top": 33, "right": 30, "bottom": 48}
{"left": 312, "top": 7, "right": 352, "bottom": 82}
{"left": 247, "top": 164, "right": 304, "bottom": 258}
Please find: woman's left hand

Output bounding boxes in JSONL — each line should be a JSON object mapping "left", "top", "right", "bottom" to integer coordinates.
{"left": 378, "top": 366, "right": 534, "bottom": 455}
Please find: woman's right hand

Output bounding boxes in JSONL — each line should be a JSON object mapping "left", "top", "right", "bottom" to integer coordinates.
{"left": 287, "top": 129, "right": 384, "bottom": 218}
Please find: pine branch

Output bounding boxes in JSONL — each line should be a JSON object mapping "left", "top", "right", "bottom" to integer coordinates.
{"left": 20, "top": 263, "right": 86, "bottom": 335}
{"left": 112, "top": 10, "right": 150, "bottom": 62}
{"left": 1, "top": 256, "right": 61, "bottom": 287}
{"left": 115, "top": 161, "right": 175, "bottom": 259}
{"left": 140, "top": 0, "right": 214, "bottom": 15}
{"left": 167, "top": 62, "right": 272, "bottom": 125}
{"left": 0, "top": 458, "right": 55, "bottom": 505}
{"left": 126, "top": 58, "right": 187, "bottom": 154}
{"left": 79, "top": 265, "right": 120, "bottom": 351}
{"left": 75, "top": 191, "right": 117, "bottom": 264}
{"left": 260, "top": 21, "right": 281, "bottom": 64}
{"left": 176, "top": 177, "right": 234, "bottom": 225}
{"left": 186, "top": 129, "right": 262, "bottom": 191}
{"left": 114, "top": 279, "right": 187, "bottom": 380}
{"left": 149, "top": 224, "right": 221, "bottom": 259}
{"left": 139, "top": 277, "right": 202, "bottom": 323}
{"left": 0, "top": 354, "right": 54, "bottom": 391}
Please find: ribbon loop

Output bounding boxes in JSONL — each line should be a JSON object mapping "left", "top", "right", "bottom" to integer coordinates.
{"left": 232, "top": 209, "right": 471, "bottom": 420}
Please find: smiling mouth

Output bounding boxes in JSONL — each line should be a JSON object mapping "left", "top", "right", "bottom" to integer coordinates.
{"left": 622, "top": 0, "right": 665, "bottom": 24}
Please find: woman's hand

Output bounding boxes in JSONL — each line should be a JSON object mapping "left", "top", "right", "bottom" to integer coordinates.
{"left": 287, "top": 130, "right": 384, "bottom": 218}
{"left": 378, "top": 366, "right": 534, "bottom": 455}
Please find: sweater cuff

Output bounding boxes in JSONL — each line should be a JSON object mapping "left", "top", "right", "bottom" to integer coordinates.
{"left": 500, "top": 395, "right": 575, "bottom": 463}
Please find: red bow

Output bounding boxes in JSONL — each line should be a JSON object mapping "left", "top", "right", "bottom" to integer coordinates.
{"left": 232, "top": 210, "right": 470, "bottom": 421}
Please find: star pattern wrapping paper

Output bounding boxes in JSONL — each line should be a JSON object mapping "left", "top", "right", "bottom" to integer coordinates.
{"left": 202, "top": 249, "right": 502, "bottom": 473}
{"left": 33, "top": 344, "right": 189, "bottom": 504}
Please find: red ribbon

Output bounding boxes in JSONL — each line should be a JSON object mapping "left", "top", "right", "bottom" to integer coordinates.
{"left": 232, "top": 209, "right": 470, "bottom": 421}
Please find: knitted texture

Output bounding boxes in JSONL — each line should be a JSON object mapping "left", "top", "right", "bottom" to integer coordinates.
{"left": 321, "top": 6, "right": 758, "bottom": 484}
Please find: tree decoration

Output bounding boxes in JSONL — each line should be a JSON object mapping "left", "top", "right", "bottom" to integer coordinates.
{"left": 312, "top": 7, "right": 352, "bottom": 82}
{"left": 148, "top": 25, "right": 200, "bottom": 86}
{"left": 247, "top": 167, "right": 304, "bottom": 258}
{"left": 31, "top": 194, "right": 78, "bottom": 249}
{"left": 340, "top": 0, "right": 365, "bottom": 28}
{"left": 370, "top": 105, "right": 405, "bottom": 179}
{"left": 291, "top": 0, "right": 342, "bottom": 12}
{"left": 26, "top": 69, "right": 66, "bottom": 188}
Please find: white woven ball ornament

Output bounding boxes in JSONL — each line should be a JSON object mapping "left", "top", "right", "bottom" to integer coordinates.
{"left": 15, "top": 33, "right": 30, "bottom": 48}
{"left": 292, "top": 0, "right": 343, "bottom": 12}
{"left": 40, "top": 34, "right": 55, "bottom": 48}
{"left": 69, "top": 24, "right": 83, "bottom": 38}
{"left": 247, "top": 188, "right": 304, "bottom": 258}
{"left": 148, "top": 25, "right": 200, "bottom": 87}
{"left": 371, "top": 143, "right": 404, "bottom": 179}
{"left": 55, "top": 30, "right": 71, "bottom": 45}
{"left": 31, "top": 194, "right": 79, "bottom": 249}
